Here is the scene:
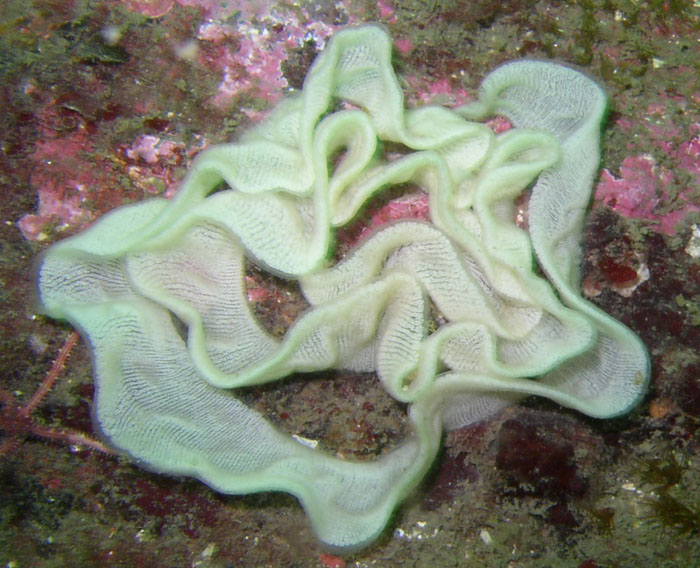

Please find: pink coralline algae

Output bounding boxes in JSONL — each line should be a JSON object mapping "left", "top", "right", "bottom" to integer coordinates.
{"left": 360, "top": 193, "right": 430, "bottom": 239}
{"left": 406, "top": 75, "right": 474, "bottom": 107}
{"left": 18, "top": 106, "right": 198, "bottom": 242}
{"left": 18, "top": 105, "right": 109, "bottom": 241}
{"left": 394, "top": 37, "right": 413, "bottom": 54}
{"left": 595, "top": 152, "right": 699, "bottom": 235}
{"left": 596, "top": 97, "right": 700, "bottom": 235}
{"left": 193, "top": 9, "right": 343, "bottom": 113}
{"left": 124, "top": 0, "right": 177, "bottom": 18}
{"left": 377, "top": 0, "right": 397, "bottom": 23}
{"left": 198, "top": 23, "right": 292, "bottom": 112}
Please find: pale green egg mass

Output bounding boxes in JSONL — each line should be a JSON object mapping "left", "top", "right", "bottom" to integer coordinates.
{"left": 37, "top": 25, "right": 649, "bottom": 549}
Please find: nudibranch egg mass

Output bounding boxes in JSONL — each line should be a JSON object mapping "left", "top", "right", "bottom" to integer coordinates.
{"left": 36, "top": 25, "right": 649, "bottom": 549}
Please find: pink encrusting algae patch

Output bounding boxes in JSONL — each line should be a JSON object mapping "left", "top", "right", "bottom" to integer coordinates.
{"left": 194, "top": 7, "right": 344, "bottom": 115}
{"left": 335, "top": 191, "right": 431, "bottom": 252}
{"left": 123, "top": 0, "right": 175, "bottom": 18}
{"left": 595, "top": 154, "right": 698, "bottom": 235}
{"left": 18, "top": 105, "right": 109, "bottom": 241}
{"left": 362, "top": 192, "right": 431, "bottom": 236}
{"left": 405, "top": 75, "right": 474, "bottom": 107}
{"left": 377, "top": 0, "right": 397, "bottom": 22}
{"left": 199, "top": 23, "right": 291, "bottom": 113}
{"left": 17, "top": 100, "right": 206, "bottom": 242}
{"left": 595, "top": 144, "right": 700, "bottom": 235}
{"left": 394, "top": 37, "right": 413, "bottom": 54}
{"left": 596, "top": 98, "right": 700, "bottom": 234}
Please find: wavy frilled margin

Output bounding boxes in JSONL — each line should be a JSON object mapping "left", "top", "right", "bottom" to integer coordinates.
{"left": 36, "top": 25, "right": 649, "bottom": 549}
